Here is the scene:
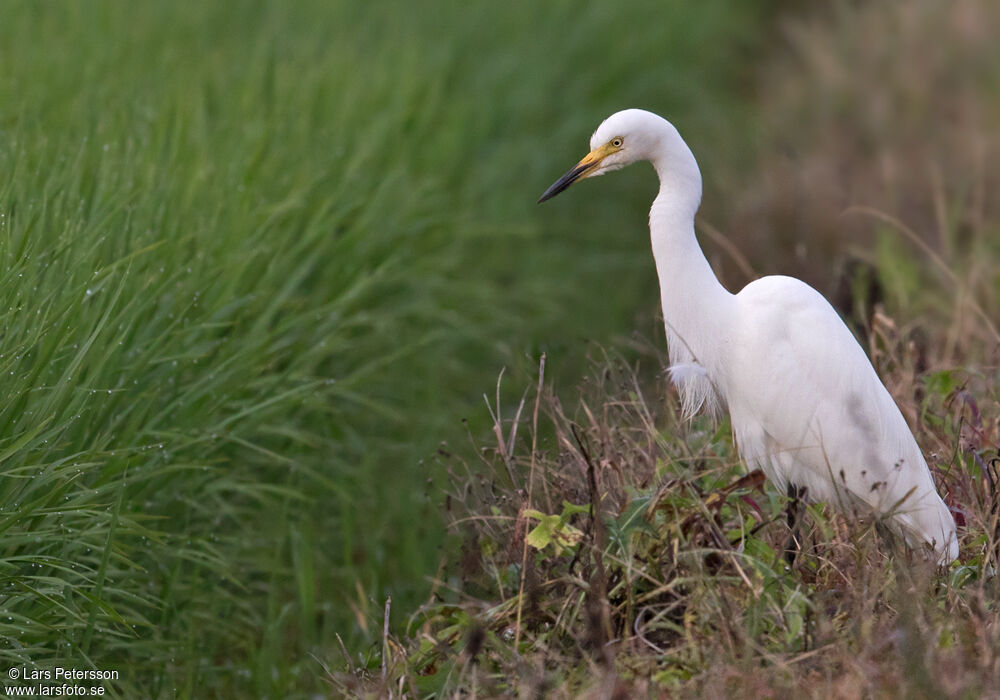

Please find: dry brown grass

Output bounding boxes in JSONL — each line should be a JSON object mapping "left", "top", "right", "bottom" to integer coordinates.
{"left": 329, "top": 339, "right": 999, "bottom": 697}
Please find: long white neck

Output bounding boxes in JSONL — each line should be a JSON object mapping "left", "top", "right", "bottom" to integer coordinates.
{"left": 647, "top": 130, "right": 733, "bottom": 372}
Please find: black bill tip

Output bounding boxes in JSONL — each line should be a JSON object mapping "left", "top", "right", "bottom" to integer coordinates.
{"left": 537, "top": 161, "right": 592, "bottom": 203}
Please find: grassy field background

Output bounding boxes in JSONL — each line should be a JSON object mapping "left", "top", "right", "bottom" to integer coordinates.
{"left": 5, "top": 1, "right": 996, "bottom": 697}
{"left": 0, "top": 1, "right": 765, "bottom": 696}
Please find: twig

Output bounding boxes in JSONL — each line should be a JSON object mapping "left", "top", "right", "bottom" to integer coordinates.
{"left": 335, "top": 633, "right": 354, "bottom": 675}
{"left": 381, "top": 595, "right": 391, "bottom": 684}
{"left": 514, "top": 353, "right": 546, "bottom": 651}
{"left": 697, "top": 216, "right": 758, "bottom": 281}
{"left": 633, "top": 607, "right": 666, "bottom": 654}
{"left": 572, "top": 423, "right": 613, "bottom": 666}
{"left": 485, "top": 368, "right": 530, "bottom": 489}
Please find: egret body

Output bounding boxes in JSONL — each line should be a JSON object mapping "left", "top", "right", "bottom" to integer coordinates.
{"left": 539, "top": 109, "right": 957, "bottom": 564}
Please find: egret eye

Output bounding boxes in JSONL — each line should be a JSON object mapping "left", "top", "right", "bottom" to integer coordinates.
{"left": 611, "top": 138, "right": 623, "bottom": 148}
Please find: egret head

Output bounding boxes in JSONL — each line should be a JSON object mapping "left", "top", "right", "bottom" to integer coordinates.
{"left": 538, "top": 109, "right": 670, "bottom": 203}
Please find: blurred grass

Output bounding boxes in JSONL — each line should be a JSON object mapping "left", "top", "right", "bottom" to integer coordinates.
{"left": 718, "top": 0, "right": 1000, "bottom": 358}
{"left": 0, "top": 0, "right": 764, "bottom": 695}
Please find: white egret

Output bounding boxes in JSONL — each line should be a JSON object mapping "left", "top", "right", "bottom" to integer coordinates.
{"left": 539, "top": 109, "right": 957, "bottom": 564}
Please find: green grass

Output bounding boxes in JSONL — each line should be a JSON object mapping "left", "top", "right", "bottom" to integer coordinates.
{"left": 0, "top": 1, "right": 763, "bottom": 695}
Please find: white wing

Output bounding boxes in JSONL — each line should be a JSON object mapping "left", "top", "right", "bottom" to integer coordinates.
{"left": 723, "top": 275, "right": 955, "bottom": 561}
